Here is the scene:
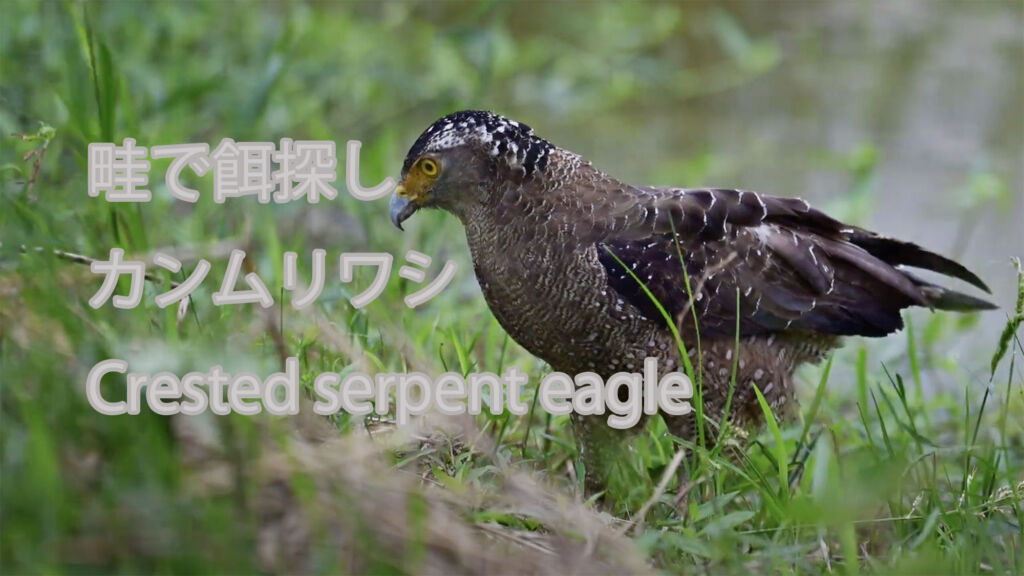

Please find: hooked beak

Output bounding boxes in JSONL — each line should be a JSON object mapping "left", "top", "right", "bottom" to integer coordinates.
{"left": 389, "top": 185, "right": 418, "bottom": 230}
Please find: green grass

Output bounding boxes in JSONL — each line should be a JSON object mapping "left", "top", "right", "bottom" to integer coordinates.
{"left": 2, "top": 2, "right": 1022, "bottom": 574}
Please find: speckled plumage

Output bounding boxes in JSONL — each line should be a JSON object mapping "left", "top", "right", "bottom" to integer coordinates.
{"left": 390, "top": 110, "right": 995, "bottom": 493}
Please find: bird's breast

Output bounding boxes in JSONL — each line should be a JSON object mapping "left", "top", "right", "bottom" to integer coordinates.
{"left": 463, "top": 222, "right": 674, "bottom": 375}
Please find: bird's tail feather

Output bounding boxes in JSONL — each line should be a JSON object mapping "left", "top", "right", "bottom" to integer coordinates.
{"left": 849, "top": 233, "right": 991, "bottom": 293}
{"left": 906, "top": 274, "right": 998, "bottom": 311}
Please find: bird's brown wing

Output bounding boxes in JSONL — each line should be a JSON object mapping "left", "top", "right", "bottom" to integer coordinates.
{"left": 590, "top": 187, "right": 993, "bottom": 339}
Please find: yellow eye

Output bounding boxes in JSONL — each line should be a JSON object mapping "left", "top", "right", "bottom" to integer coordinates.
{"left": 419, "top": 158, "right": 439, "bottom": 177}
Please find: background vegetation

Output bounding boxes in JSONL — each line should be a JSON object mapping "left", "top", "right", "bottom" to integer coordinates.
{"left": 2, "top": 1, "right": 1022, "bottom": 574}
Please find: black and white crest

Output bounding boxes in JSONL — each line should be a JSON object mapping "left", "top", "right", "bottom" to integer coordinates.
{"left": 402, "top": 110, "right": 555, "bottom": 176}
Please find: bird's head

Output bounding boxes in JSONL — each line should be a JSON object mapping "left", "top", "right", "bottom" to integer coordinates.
{"left": 389, "top": 110, "right": 554, "bottom": 229}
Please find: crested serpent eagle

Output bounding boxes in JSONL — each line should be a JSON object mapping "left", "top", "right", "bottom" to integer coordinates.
{"left": 388, "top": 110, "right": 995, "bottom": 494}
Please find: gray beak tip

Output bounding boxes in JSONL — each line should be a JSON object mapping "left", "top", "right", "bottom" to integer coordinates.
{"left": 389, "top": 193, "right": 416, "bottom": 231}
